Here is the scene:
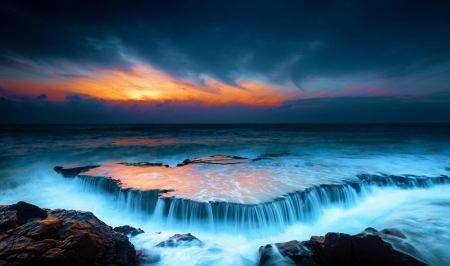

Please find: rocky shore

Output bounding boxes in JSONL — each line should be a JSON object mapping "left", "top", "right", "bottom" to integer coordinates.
{"left": 0, "top": 201, "right": 427, "bottom": 266}
{"left": 0, "top": 201, "right": 138, "bottom": 266}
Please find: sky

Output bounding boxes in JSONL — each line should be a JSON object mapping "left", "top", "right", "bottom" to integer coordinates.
{"left": 1, "top": 0, "right": 450, "bottom": 123}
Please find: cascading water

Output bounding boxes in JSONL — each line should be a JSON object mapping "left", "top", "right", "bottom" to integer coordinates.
{"left": 1, "top": 124, "right": 450, "bottom": 265}
{"left": 71, "top": 172, "right": 448, "bottom": 235}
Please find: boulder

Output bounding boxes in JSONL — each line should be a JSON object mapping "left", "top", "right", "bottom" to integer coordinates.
{"left": 0, "top": 201, "right": 138, "bottom": 265}
{"left": 114, "top": 225, "right": 145, "bottom": 236}
{"left": 259, "top": 227, "right": 426, "bottom": 266}
{"left": 154, "top": 233, "right": 202, "bottom": 248}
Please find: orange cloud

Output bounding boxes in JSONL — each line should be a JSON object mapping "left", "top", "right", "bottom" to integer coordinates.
{"left": 1, "top": 65, "right": 302, "bottom": 107}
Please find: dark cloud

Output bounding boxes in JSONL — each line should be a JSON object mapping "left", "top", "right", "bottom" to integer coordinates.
{"left": 52, "top": 69, "right": 89, "bottom": 79}
{"left": 1, "top": 0, "right": 449, "bottom": 88}
{"left": 1, "top": 91, "right": 450, "bottom": 124}
{"left": 66, "top": 94, "right": 105, "bottom": 109}
{"left": 156, "top": 100, "right": 173, "bottom": 108}
{"left": 36, "top": 93, "right": 47, "bottom": 100}
{"left": 0, "top": 56, "right": 36, "bottom": 72}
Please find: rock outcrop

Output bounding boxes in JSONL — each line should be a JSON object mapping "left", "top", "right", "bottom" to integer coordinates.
{"left": 117, "top": 162, "right": 169, "bottom": 168}
{"left": 0, "top": 201, "right": 138, "bottom": 266}
{"left": 154, "top": 233, "right": 202, "bottom": 248}
{"left": 54, "top": 165, "right": 100, "bottom": 178}
{"left": 259, "top": 227, "right": 426, "bottom": 266}
{"left": 176, "top": 155, "right": 248, "bottom": 166}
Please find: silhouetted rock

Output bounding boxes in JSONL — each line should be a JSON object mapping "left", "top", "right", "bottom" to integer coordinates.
{"left": 54, "top": 165, "right": 100, "bottom": 177}
{"left": 259, "top": 227, "right": 426, "bottom": 266}
{"left": 0, "top": 202, "right": 47, "bottom": 232}
{"left": 10, "top": 201, "right": 47, "bottom": 221}
{"left": 154, "top": 233, "right": 202, "bottom": 247}
{"left": 252, "top": 153, "right": 290, "bottom": 161}
{"left": 0, "top": 201, "right": 138, "bottom": 265}
{"left": 259, "top": 240, "right": 317, "bottom": 266}
{"left": 114, "top": 225, "right": 145, "bottom": 236}
{"left": 379, "top": 228, "right": 407, "bottom": 239}
{"left": 117, "top": 162, "right": 169, "bottom": 168}
{"left": 176, "top": 155, "right": 248, "bottom": 166}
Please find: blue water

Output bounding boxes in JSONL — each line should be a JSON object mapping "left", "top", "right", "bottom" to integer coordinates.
{"left": 1, "top": 124, "right": 449, "bottom": 265}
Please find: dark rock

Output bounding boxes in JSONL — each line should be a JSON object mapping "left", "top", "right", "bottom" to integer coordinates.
{"left": 259, "top": 227, "right": 426, "bottom": 266}
{"left": 357, "top": 173, "right": 450, "bottom": 188}
{"left": 114, "top": 225, "right": 145, "bottom": 236}
{"left": 259, "top": 240, "right": 316, "bottom": 266}
{"left": 252, "top": 153, "right": 290, "bottom": 161}
{"left": 0, "top": 201, "right": 139, "bottom": 265}
{"left": 10, "top": 201, "right": 47, "bottom": 222}
{"left": 0, "top": 202, "right": 47, "bottom": 233}
{"left": 311, "top": 233, "right": 352, "bottom": 265}
{"left": 379, "top": 228, "right": 407, "bottom": 239}
{"left": 117, "top": 162, "right": 169, "bottom": 168}
{"left": 154, "top": 233, "right": 202, "bottom": 248}
{"left": 0, "top": 205, "right": 20, "bottom": 232}
{"left": 54, "top": 165, "right": 100, "bottom": 177}
{"left": 176, "top": 155, "right": 248, "bottom": 166}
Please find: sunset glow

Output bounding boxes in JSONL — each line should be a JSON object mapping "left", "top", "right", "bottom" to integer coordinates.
{"left": 2, "top": 65, "right": 302, "bottom": 107}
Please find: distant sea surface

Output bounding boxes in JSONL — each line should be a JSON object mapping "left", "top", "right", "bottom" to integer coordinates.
{"left": 1, "top": 124, "right": 450, "bottom": 265}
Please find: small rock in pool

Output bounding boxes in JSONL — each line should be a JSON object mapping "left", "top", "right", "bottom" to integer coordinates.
{"left": 154, "top": 233, "right": 203, "bottom": 248}
{"left": 114, "top": 225, "right": 145, "bottom": 236}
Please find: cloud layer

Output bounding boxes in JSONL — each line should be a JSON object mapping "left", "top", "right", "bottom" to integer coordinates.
{"left": 1, "top": 1, "right": 450, "bottom": 122}
{"left": 1, "top": 88, "right": 449, "bottom": 123}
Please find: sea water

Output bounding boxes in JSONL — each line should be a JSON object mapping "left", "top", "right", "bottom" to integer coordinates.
{"left": 0, "top": 124, "right": 449, "bottom": 265}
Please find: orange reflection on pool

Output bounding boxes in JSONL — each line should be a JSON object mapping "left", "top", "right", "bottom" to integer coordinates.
{"left": 81, "top": 161, "right": 307, "bottom": 204}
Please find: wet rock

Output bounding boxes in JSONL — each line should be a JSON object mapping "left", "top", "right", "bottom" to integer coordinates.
{"left": 259, "top": 240, "right": 316, "bottom": 266}
{"left": 357, "top": 173, "right": 450, "bottom": 188}
{"left": 114, "top": 225, "right": 145, "bottom": 236}
{"left": 379, "top": 228, "right": 407, "bottom": 239}
{"left": 54, "top": 165, "right": 100, "bottom": 177}
{"left": 117, "top": 162, "right": 169, "bottom": 168}
{"left": 154, "top": 233, "right": 202, "bottom": 248}
{"left": 252, "top": 153, "right": 290, "bottom": 161}
{"left": 10, "top": 201, "right": 48, "bottom": 222}
{"left": 0, "top": 202, "right": 47, "bottom": 232}
{"left": 0, "top": 201, "right": 138, "bottom": 265}
{"left": 311, "top": 233, "right": 353, "bottom": 265}
{"left": 259, "top": 227, "right": 426, "bottom": 266}
{"left": 177, "top": 155, "right": 248, "bottom": 166}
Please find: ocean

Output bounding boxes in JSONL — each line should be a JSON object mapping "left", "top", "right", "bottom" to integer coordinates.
{"left": 1, "top": 124, "right": 449, "bottom": 265}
